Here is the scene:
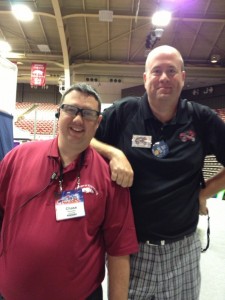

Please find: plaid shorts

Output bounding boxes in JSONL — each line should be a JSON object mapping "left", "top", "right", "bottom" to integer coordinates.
{"left": 129, "top": 232, "right": 201, "bottom": 300}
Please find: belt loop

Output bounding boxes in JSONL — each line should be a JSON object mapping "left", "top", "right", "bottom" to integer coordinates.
{"left": 146, "top": 241, "right": 157, "bottom": 246}
{"left": 146, "top": 240, "right": 166, "bottom": 246}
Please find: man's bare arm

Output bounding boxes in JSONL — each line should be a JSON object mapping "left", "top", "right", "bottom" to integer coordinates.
{"left": 107, "top": 255, "right": 130, "bottom": 300}
{"left": 199, "top": 167, "right": 225, "bottom": 215}
{"left": 91, "top": 138, "right": 133, "bottom": 187}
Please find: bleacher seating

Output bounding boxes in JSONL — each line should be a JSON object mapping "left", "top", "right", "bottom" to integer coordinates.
{"left": 203, "top": 155, "right": 223, "bottom": 180}
{"left": 202, "top": 108, "right": 225, "bottom": 180}
{"left": 215, "top": 108, "right": 225, "bottom": 122}
{"left": 15, "top": 119, "right": 56, "bottom": 135}
{"left": 15, "top": 102, "right": 58, "bottom": 137}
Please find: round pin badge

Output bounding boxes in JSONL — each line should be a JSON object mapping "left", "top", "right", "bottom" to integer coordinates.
{"left": 152, "top": 140, "right": 169, "bottom": 158}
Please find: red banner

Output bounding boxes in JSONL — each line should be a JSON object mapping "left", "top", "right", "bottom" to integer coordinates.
{"left": 30, "top": 63, "right": 46, "bottom": 86}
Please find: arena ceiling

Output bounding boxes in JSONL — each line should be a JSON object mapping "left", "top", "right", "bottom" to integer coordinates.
{"left": 0, "top": 0, "right": 225, "bottom": 90}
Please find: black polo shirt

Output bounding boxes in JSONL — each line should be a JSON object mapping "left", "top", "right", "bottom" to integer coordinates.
{"left": 96, "top": 94, "right": 225, "bottom": 241}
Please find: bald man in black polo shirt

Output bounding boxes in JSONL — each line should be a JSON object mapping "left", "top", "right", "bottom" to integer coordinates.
{"left": 92, "top": 45, "right": 225, "bottom": 299}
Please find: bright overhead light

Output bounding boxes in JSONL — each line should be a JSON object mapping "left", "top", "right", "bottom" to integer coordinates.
{"left": 12, "top": 4, "right": 34, "bottom": 22}
{"left": 210, "top": 54, "right": 220, "bottom": 64}
{"left": 0, "top": 41, "right": 12, "bottom": 54}
{"left": 152, "top": 10, "right": 172, "bottom": 27}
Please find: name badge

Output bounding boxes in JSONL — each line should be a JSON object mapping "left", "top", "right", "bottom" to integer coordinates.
{"left": 132, "top": 135, "right": 152, "bottom": 148}
{"left": 55, "top": 189, "right": 85, "bottom": 221}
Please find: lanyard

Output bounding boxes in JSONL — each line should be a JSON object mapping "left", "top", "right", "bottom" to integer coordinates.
{"left": 201, "top": 214, "right": 210, "bottom": 253}
{"left": 58, "top": 151, "right": 85, "bottom": 192}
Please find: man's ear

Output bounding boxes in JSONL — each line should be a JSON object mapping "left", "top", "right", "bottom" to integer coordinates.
{"left": 97, "top": 114, "right": 103, "bottom": 127}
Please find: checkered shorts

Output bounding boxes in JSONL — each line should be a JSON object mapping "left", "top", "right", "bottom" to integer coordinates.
{"left": 128, "top": 232, "right": 201, "bottom": 300}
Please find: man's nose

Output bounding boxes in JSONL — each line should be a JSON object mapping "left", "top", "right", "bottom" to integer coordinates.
{"left": 160, "top": 71, "right": 169, "bottom": 78}
{"left": 72, "top": 111, "right": 83, "bottom": 120}
{"left": 159, "top": 71, "right": 169, "bottom": 80}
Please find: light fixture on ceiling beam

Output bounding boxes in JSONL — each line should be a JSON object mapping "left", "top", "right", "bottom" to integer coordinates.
{"left": 145, "top": 28, "right": 164, "bottom": 50}
{"left": 210, "top": 54, "right": 220, "bottom": 64}
{"left": 154, "top": 28, "right": 164, "bottom": 38}
{"left": 11, "top": 4, "right": 34, "bottom": 22}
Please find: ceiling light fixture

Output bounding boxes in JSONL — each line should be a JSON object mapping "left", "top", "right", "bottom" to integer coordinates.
{"left": 154, "top": 28, "right": 164, "bottom": 38}
{"left": 12, "top": 4, "right": 34, "bottom": 22}
{"left": 152, "top": 10, "right": 171, "bottom": 27}
{"left": 145, "top": 28, "right": 164, "bottom": 50}
{"left": 210, "top": 54, "right": 220, "bottom": 64}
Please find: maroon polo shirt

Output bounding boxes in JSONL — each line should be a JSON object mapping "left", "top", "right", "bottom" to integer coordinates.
{"left": 0, "top": 138, "right": 138, "bottom": 299}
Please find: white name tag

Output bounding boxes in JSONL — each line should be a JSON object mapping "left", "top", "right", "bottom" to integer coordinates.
{"left": 55, "top": 189, "right": 85, "bottom": 221}
{"left": 132, "top": 135, "right": 152, "bottom": 148}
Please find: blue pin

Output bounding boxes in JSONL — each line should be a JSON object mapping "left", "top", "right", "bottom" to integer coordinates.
{"left": 152, "top": 140, "right": 169, "bottom": 158}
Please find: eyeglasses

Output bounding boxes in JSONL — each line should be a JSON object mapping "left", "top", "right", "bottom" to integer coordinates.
{"left": 60, "top": 104, "right": 100, "bottom": 121}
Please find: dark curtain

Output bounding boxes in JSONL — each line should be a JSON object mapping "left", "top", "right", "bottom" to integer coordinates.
{"left": 0, "top": 111, "right": 14, "bottom": 161}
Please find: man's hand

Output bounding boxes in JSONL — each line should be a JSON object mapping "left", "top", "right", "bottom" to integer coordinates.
{"left": 198, "top": 167, "right": 225, "bottom": 215}
{"left": 91, "top": 138, "right": 134, "bottom": 187}
{"left": 109, "top": 149, "right": 134, "bottom": 187}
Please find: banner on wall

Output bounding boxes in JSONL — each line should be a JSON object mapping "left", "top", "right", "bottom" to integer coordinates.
{"left": 30, "top": 63, "right": 46, "bottom": 86}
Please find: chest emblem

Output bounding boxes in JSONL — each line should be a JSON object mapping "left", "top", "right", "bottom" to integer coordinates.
{"left": 179, "top": 130, "right": 196, "bottom": 142}
{"left": 80, "top": 184, "right": 98, "bottom": 195}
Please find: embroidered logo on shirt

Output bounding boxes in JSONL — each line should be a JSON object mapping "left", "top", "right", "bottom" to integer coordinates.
{"left": 179, "top": 130, "right": 196, "bottom": 142}
{"left": 80, "top": 184, "right": 99, "bottom": 195}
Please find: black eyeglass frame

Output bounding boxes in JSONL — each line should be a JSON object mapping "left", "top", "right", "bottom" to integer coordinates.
{"left": 60, "top": 104, "right": 100, "bottom": 121}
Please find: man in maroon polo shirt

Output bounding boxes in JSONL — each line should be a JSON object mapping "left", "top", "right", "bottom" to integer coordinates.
{"left": 0, "top": 83, "right": 138, "bottom": 300}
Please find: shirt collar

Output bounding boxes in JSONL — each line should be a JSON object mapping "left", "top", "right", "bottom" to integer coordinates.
{"left": 47, "top": 136, "right": 90, "bottom": 172}
{"left": 47, "top": 137, "right": 59, "bottom": 159}
{"left": 140, "top": 93, "right": 189, "bottom": 125}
